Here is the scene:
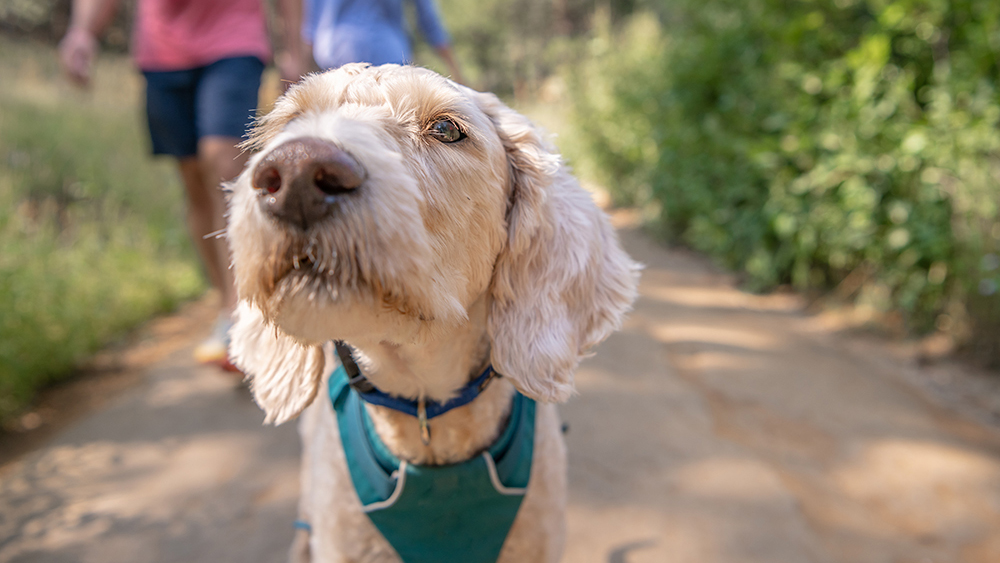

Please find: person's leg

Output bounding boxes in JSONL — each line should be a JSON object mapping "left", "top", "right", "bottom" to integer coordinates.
{"left": 187, "top": 56, "right": 264, "bottom": 364}
{"left": 176, "top": 153, "right": 238, "bottom": 312}
{"left": 144, "top": 65, "right": 245, "bottom": 366}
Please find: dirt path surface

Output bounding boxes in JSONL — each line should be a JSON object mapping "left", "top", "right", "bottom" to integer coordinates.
{"left": 3, "top": 222, "right": 1000, "bottom": 563}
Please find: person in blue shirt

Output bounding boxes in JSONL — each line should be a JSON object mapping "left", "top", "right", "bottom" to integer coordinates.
{"left": 303, "top": 0, "right": 463, "bottom": 82}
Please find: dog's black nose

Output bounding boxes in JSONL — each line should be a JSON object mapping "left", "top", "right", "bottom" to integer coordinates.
{"left": 252, "top": 137, "right": 365, "bottom": 230}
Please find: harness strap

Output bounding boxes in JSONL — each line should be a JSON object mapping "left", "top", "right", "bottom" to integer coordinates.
{"left": 328, "top": 365, "right": 536, "bottom": 563}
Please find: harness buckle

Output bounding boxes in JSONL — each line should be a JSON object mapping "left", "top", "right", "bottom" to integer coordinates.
{"left": 417, "top": 398, "right": 431, "bottom": 445}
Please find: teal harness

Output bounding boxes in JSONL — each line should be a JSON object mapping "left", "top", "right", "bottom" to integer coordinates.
{"left": 328, "top": 365, "right": 536, "bottom": 563}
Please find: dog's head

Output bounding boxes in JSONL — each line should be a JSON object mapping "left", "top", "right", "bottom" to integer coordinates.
{"left": 227, "top": 64, "right": 639, "bottom": 423}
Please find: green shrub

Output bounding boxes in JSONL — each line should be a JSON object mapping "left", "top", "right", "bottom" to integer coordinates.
{"left": 427, "top": 0, "right": 664, "bottom": 97}
{"left": 0, "top": 38, "right": 203, "bottom": 423}
{"left": 570, "top": 1, "right": 1000, "bottom": 342}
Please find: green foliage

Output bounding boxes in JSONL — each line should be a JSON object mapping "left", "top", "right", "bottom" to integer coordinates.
{"left": 0, "top": 0, "right": 132, "bottom": 48}
{"left": 570, "top": 0, "right": 1000, "bottom": 338}
{"left": 427, "top": 0, "right": 662, "bottom": 96}
{"left": 569, "top": 11, "right": 668, "bottom": 205}
{"left": 0, "top": 39, "right": 203, "bottom": 423}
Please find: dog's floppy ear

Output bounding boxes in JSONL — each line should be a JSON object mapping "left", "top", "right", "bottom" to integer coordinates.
{"left": 229, "top": 302, "right": 326, "bottom": 424}
{"left": 476, "top": 92, "right": 640, "bottom": 403}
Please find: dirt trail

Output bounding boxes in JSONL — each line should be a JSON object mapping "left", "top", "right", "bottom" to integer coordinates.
{"left": 3, "top": 221, "right": 1000, "bottom": 563}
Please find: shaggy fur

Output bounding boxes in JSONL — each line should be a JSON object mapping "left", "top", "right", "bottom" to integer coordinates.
{"left": 227, "top": 64, "right": 640, "bottom": 563}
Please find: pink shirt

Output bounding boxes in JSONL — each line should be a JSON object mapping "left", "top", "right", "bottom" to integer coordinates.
{"left": 133, "top": 0, "right": 271, "bottom": 71}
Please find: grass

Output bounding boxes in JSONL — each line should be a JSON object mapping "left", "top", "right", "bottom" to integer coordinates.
{"left": 0, "top": 35, "right": 204, "bottom": 425}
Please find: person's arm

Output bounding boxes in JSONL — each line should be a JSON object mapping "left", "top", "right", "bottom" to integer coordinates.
{"left": 301, "top": 0, "right": 317, "bottom": 51}
{"left": 58, "top": 0, "right": 122, "bottom": 86}
{"left": 275, "top": 0, "right": 308, "bottom": 89}
{"left": 411, "top": 0, "right": 464, "bottom": 84}
{"left": 434, "top": 45, "right": 464, "bottom": 85}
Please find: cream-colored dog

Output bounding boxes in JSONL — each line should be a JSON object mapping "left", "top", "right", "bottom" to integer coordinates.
{"left": 226, "top": 64, "right": 639, "bottom": 563}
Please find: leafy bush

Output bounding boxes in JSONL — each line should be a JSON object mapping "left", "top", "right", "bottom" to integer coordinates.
{"left": 0, "top": 38, "right": 203, "bottom": 423}
{"left": 570, "top": 0, "right": 1000, "bottom": 345}
{"left": 427, "top": 0, "right": 663, "bottom": 97}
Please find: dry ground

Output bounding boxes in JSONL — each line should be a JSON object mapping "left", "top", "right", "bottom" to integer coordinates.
{"left": 2, "top": 218, "right": 1000, "bottom": 563}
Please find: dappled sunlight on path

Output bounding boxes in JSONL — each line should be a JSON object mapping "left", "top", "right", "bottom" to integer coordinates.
{"left": 2, "top": 221, "right": 1000, "bottom": 563}
{"left": 562, "top": 221, "right": 1000, "bottom": 563}
{"left": 0, "top": 312, "right": 299, "bottom": 563}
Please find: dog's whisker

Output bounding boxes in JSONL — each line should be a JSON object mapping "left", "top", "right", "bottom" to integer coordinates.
{"left": 204, "top": 229, "right": 227, "bottom": 240}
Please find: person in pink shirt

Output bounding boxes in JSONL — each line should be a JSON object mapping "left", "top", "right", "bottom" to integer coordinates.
{"left": 60, "top": 0, "right": 306, "bottom": 369}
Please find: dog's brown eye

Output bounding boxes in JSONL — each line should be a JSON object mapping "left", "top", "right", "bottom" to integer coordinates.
{"left": 429, "top": 120, "right": 466, "bottom": 143}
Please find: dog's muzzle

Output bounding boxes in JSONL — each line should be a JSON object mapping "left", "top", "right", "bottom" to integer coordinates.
{"left": 252, "top": 137, "right": 366, "bottom": 230}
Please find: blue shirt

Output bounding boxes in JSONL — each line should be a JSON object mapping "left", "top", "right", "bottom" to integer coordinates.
{"left": 303, "top": 0, "right": 451, "bottom": 69}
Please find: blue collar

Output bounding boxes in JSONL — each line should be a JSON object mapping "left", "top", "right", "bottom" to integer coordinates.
{"left": 351, "top": 364, "right": 498, "bottom": 419}
{"left": 334, "top": 342, "right": 500, "bottom": 442}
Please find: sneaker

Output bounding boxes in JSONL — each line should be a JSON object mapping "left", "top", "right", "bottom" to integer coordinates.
{"left": 194, "top": 313, "right": 238, "bottom": 371}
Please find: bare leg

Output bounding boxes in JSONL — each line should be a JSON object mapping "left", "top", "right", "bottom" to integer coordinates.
{"left": 178, "top": 135, "right": 248, "bottom": 314}
{"left": 177, "top": 157, "right": 230, "bottom": 309}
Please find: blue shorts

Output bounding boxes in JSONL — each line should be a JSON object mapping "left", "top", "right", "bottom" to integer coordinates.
{"left": 143, "top": 56, "right": 264, "bottom": 158}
